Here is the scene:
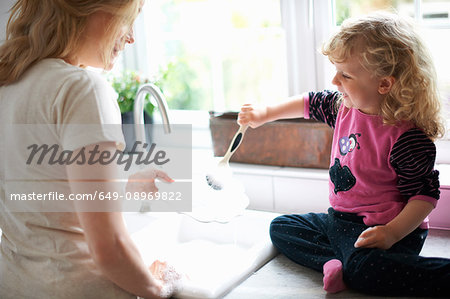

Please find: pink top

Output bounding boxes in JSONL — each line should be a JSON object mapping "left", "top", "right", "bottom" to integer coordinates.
{"left": 304, "top": 94, "right": 437, "bottom": 228}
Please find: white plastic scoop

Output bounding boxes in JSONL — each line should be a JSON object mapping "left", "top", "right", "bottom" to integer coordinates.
{"left": 206, "top": 124, "right": 248, "bottom": 190}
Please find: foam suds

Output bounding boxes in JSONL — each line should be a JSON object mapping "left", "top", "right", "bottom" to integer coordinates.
{"left": 184, "top": 173, "right": 249, "bottom": 223}
{"left": 150, "top": 260, "right": 184, "bottom": 298}
{"left": 161, "top": 240, "right": 252, "bottom": 290}
{"left": 158, "top": 264, "right": 183, "bottom": 298}
{"left": 205, "top": 163, "right": 234, "bottom": 190}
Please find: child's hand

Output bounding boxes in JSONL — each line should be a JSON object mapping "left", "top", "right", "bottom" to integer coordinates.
{"left": 354, "top": 225, "right": 398, "bottom": 250}
{"left": 237, "top": 104, "right": 269, "bottom": 128}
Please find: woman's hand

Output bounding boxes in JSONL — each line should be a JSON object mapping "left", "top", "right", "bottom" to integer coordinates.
{"left": 126, "top": 168, "right": 174, "bottom": 194}
{"left": 354, "top": 225, "right": 398, "bottom": 250}
{"left": 237, "top": 104, "right": 269, "bottom": 128}
{"left": 149, "top": 260, "right": 183, "bottom": 298}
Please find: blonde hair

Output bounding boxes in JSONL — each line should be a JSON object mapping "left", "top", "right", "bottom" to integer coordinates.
{"left": 0, "top": 0, "right": 140, "bottom": 86}
{"left": 322, "top": 11, "right": 445, "bottom": 140}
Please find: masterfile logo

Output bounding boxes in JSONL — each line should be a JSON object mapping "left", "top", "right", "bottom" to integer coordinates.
{"left": 2, "top": 124, "right": 192, "bottom": 212}
{"left": 26, "top": 141, "right": 170, "bottom": 171}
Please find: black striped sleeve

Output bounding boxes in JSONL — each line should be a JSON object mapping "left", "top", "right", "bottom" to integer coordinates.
{"left": 308, "top": 90, "right": 341, "bottom": 128}
{"left": 390, "top": 128, "right": 440, "bottom": 201}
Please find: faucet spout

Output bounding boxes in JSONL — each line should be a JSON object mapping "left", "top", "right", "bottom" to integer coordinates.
{"left": 134, "top": 83, "right": 171, "bottom": 144}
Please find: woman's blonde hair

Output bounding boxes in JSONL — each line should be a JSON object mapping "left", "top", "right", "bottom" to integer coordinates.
{"left": 0, "top": 0, "right": 140, "bottom": 86}
{"left": 322, "top": 11, "right": 445, "bottom": 140}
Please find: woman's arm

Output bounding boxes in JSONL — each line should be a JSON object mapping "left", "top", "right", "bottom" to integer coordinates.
{"left": 355, "top": 200, "right": 434, "bottom": 250}
{"left": 76, "top": 211, "right": 163, "bottom": 298}
{"left": 67, "top": 142, "right": 173, "bottom": 298}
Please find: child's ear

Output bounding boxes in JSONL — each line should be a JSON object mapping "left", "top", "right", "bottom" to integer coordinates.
{"left": 378, "top": 76, "right": 395, "bottom": 95}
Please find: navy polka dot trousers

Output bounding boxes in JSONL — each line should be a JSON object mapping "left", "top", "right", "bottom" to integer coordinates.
{"left": 270, "top": 208, "right": 450, "bottom": 297}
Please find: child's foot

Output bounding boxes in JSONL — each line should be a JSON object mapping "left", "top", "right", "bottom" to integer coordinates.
{"left": 323, "top": 259, "right": 347, "bottom": 293}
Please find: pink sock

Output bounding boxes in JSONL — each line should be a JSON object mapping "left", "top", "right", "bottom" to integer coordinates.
{"left": 323, "top": 259, "right": 347, "bottom": 293}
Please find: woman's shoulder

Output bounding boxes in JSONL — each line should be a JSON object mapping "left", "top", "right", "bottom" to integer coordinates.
{"left": 31, "top": 59, "right": 107, "bottom": 87}
{"left": 27, "top": 59, "right": 116, "bottom": 103}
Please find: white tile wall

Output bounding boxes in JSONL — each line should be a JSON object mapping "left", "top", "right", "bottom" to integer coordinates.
{"left": 234, "top": 173, "right": 274, "bottom": 211}
{"left": 273, "top": 177, "right": 329, "bottom": 214}
{"left": 232, "top": 163, "right": 450, "bottom": 229}
{"left": 231, "top": 163, "right": 330, "bottom": 214}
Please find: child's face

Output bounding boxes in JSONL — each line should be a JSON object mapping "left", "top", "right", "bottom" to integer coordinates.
{"left": 331, "top": 58, "right": 385, "bottom": 115}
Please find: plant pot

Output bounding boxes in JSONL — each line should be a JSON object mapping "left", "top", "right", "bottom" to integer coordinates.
{"left": 209, "top": 111, "right": 333, "bottom": 169}
{"left": 121, "top": 111, "right": 153, "bottom": 154}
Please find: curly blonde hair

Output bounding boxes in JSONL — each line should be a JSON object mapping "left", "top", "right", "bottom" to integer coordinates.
{"left": 0, "top": 0, "right": 140, "bottom": 86}
{"left": 322, "top": 11, "right": 445, "bottom": 140}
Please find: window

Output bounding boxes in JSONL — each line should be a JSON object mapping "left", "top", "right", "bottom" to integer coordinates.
{"left": 126, "top": 0, "right": 288, "bottom": 112}
{"left": 123, "top": 0, "right": 449, "bottom": 140}
{"left": 334, "top": 0, "right": 414, "bottom": 25}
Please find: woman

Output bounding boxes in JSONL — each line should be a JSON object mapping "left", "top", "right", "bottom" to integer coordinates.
{"left": 0, "top": 1, "right": 178, "bottom": 298}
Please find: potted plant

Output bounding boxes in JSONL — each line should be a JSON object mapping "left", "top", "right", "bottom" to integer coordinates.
{"left": 110, "top": 70, "right": 155, "bottom": 120}
{"left": 109, "top": 70, "right": 156, "bottom": 153}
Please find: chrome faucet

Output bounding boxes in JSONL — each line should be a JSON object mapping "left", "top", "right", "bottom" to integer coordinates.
{"left": 133, "top": 83, "right": 171, "bottom": 145}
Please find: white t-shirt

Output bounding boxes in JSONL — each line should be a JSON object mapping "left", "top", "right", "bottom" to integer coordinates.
{"left": 0, "top": 59, "right": 134, "bottom": 298}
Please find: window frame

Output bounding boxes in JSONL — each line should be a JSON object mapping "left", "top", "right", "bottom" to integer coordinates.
{"left": 280, "top": 0, "right": 334, "bottom": 95}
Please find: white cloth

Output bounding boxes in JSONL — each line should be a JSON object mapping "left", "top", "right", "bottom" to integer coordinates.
{"left": 0, "top": 59, "right": 133, "bottom": 298}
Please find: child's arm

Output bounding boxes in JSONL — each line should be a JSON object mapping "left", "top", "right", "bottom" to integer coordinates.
{"left": 237, "top": 94, "right": 306, "bottom": 128}
{"left": 355, "top": 200, "right": 434, "bottom": 250}
{"left": 356, "top": 129, "right": 438, "bottom": 250}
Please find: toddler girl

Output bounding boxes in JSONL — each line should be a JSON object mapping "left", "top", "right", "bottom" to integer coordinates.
{"left": 238, "top": 12, "right": 449, "bottom": 296}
